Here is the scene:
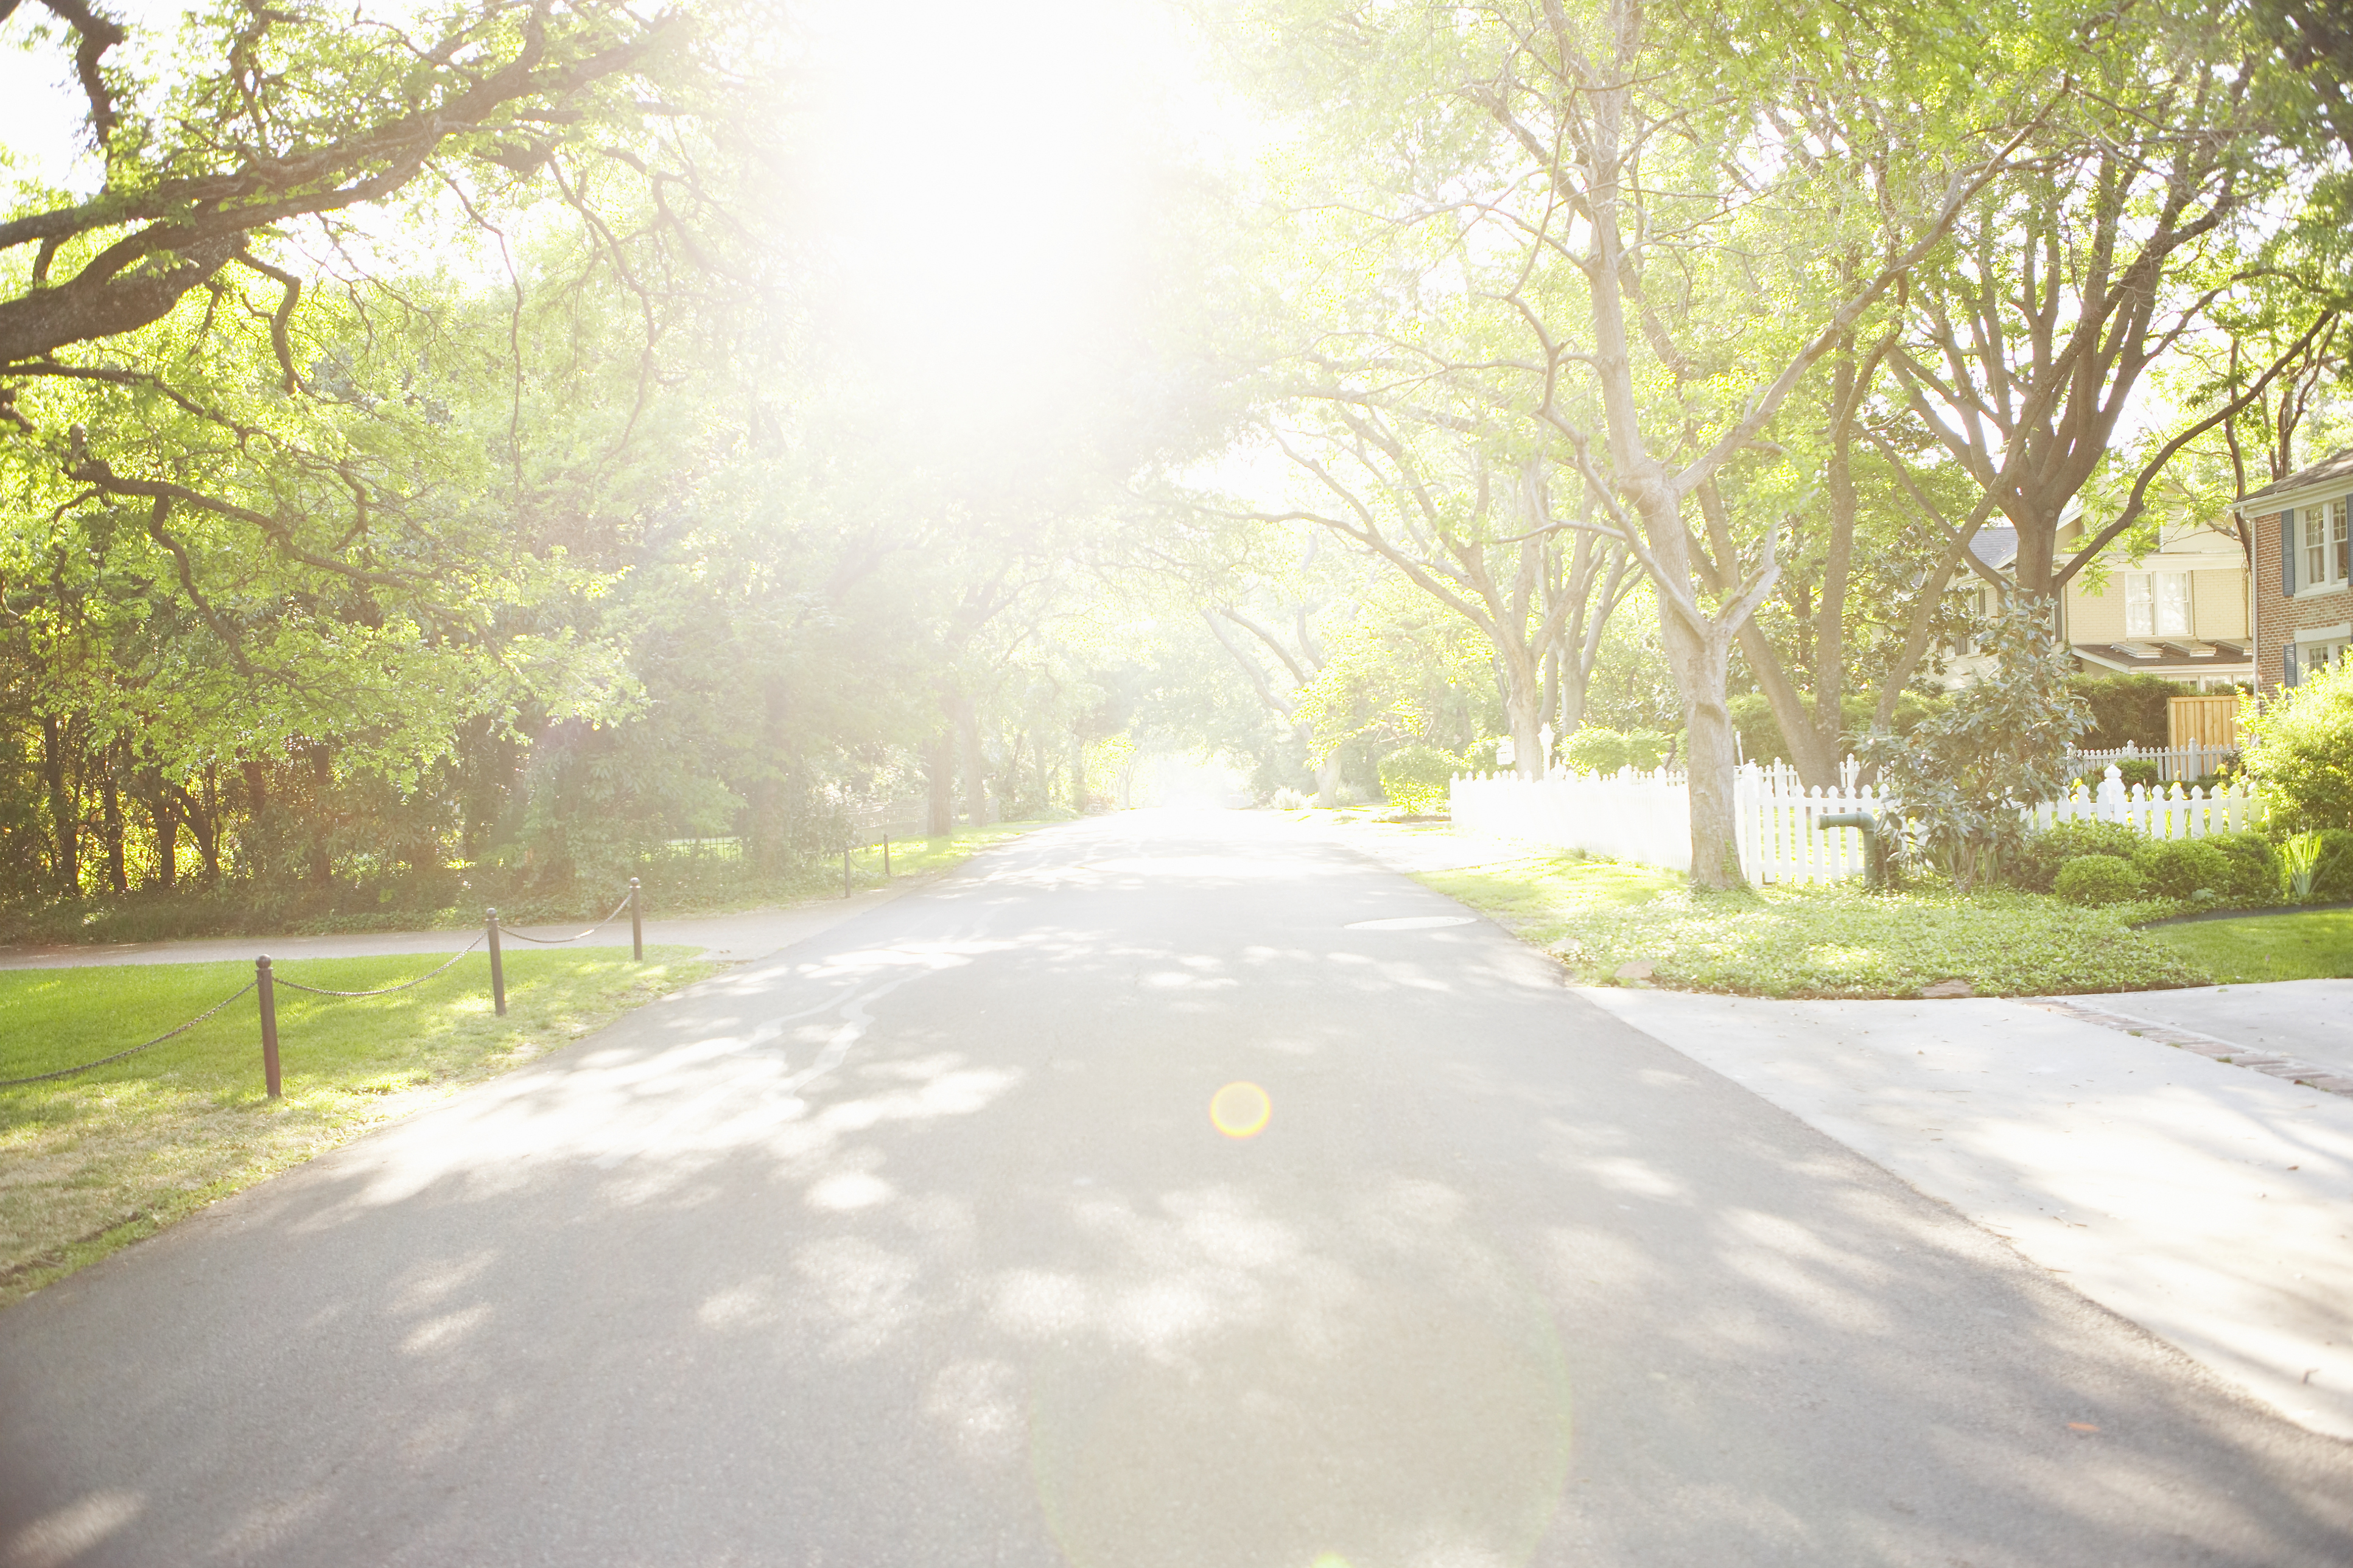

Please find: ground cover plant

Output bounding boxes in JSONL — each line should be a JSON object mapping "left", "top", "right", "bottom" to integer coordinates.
{"left": 1535, "top": 881, "right": 2207, "bottom": 998}
{"left": 1404, "top": 841, "right": 2206, "bottom": 996}
{"left": 0, "top": 947, "right": 716, "bottom": 1305}
{"left": 2144, "top": 911, "right": 2353, "bottom": 984}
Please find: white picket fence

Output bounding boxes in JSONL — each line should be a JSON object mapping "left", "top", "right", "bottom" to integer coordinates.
{"left": 1450, "top": 760, "right": 2265, "bottom": 886}
{"left": 2068, "top": 740, "right": 2236, "bottom": 785}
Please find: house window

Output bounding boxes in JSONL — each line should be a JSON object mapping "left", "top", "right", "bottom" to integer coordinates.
{"left": 2306, "top": 637, "right": 2351, "bottom": 675}
{"left": 2158, "top": 571, "right": 2190, "bottom": 635}
{"left": 2301, "top": 500, "right": 2352, "bottom": 591}
{"left": 2123, "top": 572, "right": 2189, "bottom": 637}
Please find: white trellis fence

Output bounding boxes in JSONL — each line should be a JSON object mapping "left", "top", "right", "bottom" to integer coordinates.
{"left": 1450, "top": 761, "right": 2265, "bottom": 886}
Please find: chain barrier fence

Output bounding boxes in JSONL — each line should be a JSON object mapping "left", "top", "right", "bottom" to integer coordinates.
{"left": 2, "top": 880, "right": 651, "bottom": 1100}
{"left": 0, "top": 978, "right": 259, "bottom": 1089}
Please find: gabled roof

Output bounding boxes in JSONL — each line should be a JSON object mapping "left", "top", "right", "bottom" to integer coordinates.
{"left": 1968, "top": 525, "right": 2018, "bottom": 570}
{"left": 2236, "top": 447, "right": 2353, "bottom": 510}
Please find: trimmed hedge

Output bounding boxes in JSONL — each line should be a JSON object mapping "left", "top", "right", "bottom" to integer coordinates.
{"left": 1378, "top": 743, "right": 1464, "bottom": 816}
{"left": 2009, "top": 819, "right": 2145, "bottom": 892}
{"left": 2057, "top": 855, "right": 2145, "bottom": 905}
{"left": 2133, "top": 837, "right": 2232, "bottom": 901}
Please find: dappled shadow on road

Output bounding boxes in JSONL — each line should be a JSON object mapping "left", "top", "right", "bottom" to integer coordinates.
{"left": 3, "top": 816, "right": 2349, "bottom": 1567}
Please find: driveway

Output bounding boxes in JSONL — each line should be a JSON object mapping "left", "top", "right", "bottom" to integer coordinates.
{"left": 2, "top": 812, "right": 2345, "bottom": 1566}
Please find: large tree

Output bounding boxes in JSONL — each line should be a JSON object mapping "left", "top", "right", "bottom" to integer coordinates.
{"left": 1232, "top": 0, "right": 2042, "bottom": 882}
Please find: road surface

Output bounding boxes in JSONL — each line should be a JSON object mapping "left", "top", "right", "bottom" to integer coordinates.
{"left": 3, "top": 813, "right": 2346, "bottom": 1566}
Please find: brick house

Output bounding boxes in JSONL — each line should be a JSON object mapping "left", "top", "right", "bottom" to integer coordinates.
{"left": 2234, "top": 447, "right": 2353, "bottom": 690}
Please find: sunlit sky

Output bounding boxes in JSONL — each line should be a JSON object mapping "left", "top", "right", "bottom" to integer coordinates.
{"left": 1, "top": 0, "right": 1260, "bottom": 460}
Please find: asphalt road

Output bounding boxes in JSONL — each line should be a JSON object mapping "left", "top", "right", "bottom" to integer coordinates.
{"left": 4, "top": 812, "right": 2347, "bottom": 1567}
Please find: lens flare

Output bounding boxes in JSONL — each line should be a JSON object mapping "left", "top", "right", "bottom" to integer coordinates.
{"left": 1210, "top": 1080, "right": 1271, "bottom": 1138}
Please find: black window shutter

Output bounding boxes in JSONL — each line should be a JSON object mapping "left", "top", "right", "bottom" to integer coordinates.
{"left": 2285, "top": 642, "right": 2300, "bottom": 687}
{"left": 2284, "top": 511, "right": 2296, "bottom": 595}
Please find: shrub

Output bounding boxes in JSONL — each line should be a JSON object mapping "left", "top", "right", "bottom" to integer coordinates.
{"left": 2312, "top": 827, "right": 2353, "bottom": 901}
{"left": 1563, "top": 726, "right": 1630, "bottom": 774}
{"left": 2010, "top": 818, "right": 2145, "bottom": 892}
{"left": 1624, "top": 729, "right": 1676, "bottom": 770}
{"left": 2133, "top": 836, "right": 2232, "bottom": 901}
{"left": 2114, "top": 758, "right": 2162, "bottom": 790}
{"left": 1860, "top": 603, "right": 2089, "bottom": 892}
{"left": 2242, "top": 657, "right": 2353, "bottom": 831}
{"left": 2205, "top": 832, "right": 2279, "bottom": 903}
{"left": 1378, "top": 744, "right": 1464, "bottom": 815}
{"left": 2056, "top": 855, "right": 2145, "bottom": 905}
{"left": 2066, "top": 673, "right": 2184, "bottom": 749}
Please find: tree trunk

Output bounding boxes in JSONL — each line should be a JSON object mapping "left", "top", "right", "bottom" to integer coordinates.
{"left": 955, "top": 697, "right": 989, "bottom": 826}
{"left": 1309, "top": 732, "right": 1342, "bottom": 807}
{"left": 306, "top": 743, "right": 334, "bottom": 883}
{"left": 1496, "top": 639, "right": 1549, "bottom": 780}
{"left": 1069, "top": 733, "right": 1088, "bottom": 813}
{"left": 1736, "top": 620, "right": 1842, "bottom": 787}
{"left": 925, "top": 733, "right": 955, "bottom": 836}
{"left": 100, "top": 766, "right": 127, "bottom": 894}
{"left": 1658, "top": 600, "right": 1744, "bottom": 886}
{"left": 152, "top": 794, "right": 177, "bottom": 890}
{"left": 166, "top": 780, "right": 219, "bottom": 883}
{"left": 40, "top": 713, "right": 79, "bottom": 897}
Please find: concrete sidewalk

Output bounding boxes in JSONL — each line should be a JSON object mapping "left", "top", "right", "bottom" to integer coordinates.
{"left": 2067, "top": 979, "right": 2353, "bottom": 1078}
{"left": 1582, "top": 986, "right": 2353, "bottom": 1440}
{"left": 0, "top": 890, "right": 900, "bottom": 971}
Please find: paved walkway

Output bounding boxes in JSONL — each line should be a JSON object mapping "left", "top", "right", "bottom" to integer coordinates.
{"left": 0, "top": 891, "right": 901, "bottom": 971}
{"left": 1314, "top": 815, "right": 2353, "bottom": 1438}
{"left": 1580, "top": 989, "right": 2353, "bottom": 1440}
{"left": 2068, "top": 980, "right": 2353, "bottom": 1077}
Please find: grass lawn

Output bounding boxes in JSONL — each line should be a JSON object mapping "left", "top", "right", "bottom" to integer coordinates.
{"left": 840, "top": 819, "right": 1061, "bottom": 887}
{"left": 0, "top": 817, "right": 1064, "bottom": 947}
{"left": 0, "top": 945, "right": 715, "bottom": 1306}
{"left": 2143, "top": 909, "right": 2353, "bottom": 984}
{"left": 1414, "top": 850, "right": 2209, "bottom": 998}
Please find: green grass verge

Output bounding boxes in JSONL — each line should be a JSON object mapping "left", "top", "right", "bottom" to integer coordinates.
{"left": 0, "top": 819, "right": 1064, "bottom": 946}
{"left": 0, "top": 946, "right": 716, "bottom": 1306}
{"left": 2142, "top": 909, "right": 2353, "bottom": 984}
{"left": 1417, "top": 853, "right": 2209, "bottom": 998}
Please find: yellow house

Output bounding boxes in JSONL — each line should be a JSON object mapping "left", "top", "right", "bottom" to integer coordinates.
{"left": 1946, "top": 506, "right": 2253, "bottom": 691}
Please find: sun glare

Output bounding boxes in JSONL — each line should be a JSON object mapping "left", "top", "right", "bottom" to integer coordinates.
{"left": 1210, "top": 1080, "right": 1272, "bottom": 1138}
{"left": 798, "top": 0, "right": 1202, "bottom": 431}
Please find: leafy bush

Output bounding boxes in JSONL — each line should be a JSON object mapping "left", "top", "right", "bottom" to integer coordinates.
{"left": 2312, "top": 828, "right": 2353, "bottom": 901}
{"left": 2113, "top": 758, "right": 2162, "bottom": 790}
{"left": 2205, "top": 832, "right": 2279, "bottom": 903}
{"left": 1624, "top": 729, "right": 1676, "bottom": 769}
{"left": 2008, "top": 819, "right": 2145, "bottom": 892}
{"left": 1861, "top": 604, "right": 2089, "bottom": 892}
{"left": 2066, "top": 673, "right": 2184, "bottom": 749}
{"left": 2132, "top": 837, "right": 2232, "bottom": 901}
{"left": 2242, "top": 657, "right": 2353, "bottom": 831}
{"left": 2057, "top": 855, "right": 2145, "bottom": 904}
{"left": 1378, "top": 744, "right": 1464, "bottom": 815}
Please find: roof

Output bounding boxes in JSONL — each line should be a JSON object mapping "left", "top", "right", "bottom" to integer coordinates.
{"left": 2236, "top": 447, "right": 2353, "bottom": 510}
{"left": 1968, "top": 525, "right": 2018, "bottom": 570}
{"left": 2071, "top": 640, "right": 2253, "bottom": 677}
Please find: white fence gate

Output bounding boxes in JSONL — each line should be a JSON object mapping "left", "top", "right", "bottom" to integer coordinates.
{"left": 1449, "top": 761, "right": 2265, "bottom": 886}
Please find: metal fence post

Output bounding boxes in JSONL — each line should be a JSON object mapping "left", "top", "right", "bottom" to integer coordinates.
{"left": 486, "top": 909, "right": 506, "bottom": 1016}
{"left": 256, "top": 956, "right": 281, "bottom": 1099}
{"left": 629, "top": 877, "right": 643, "bottom": 962}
